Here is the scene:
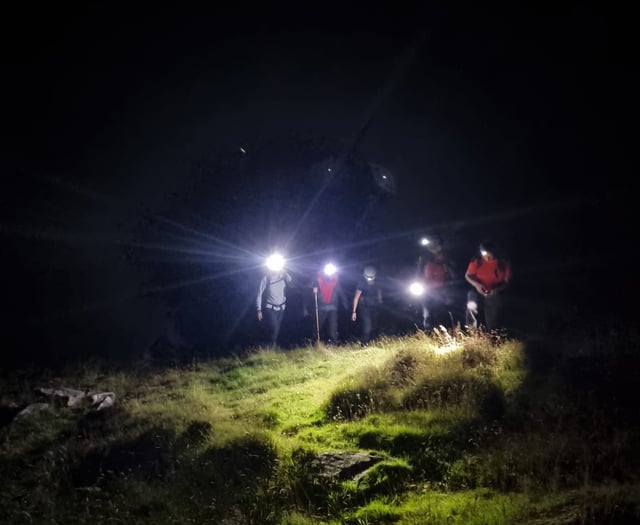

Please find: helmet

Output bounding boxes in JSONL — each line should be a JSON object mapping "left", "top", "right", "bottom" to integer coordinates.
{"left": 363, "top": 266, "right": 376, "bottom": 280}
{"left": 420, "top": 235, "right": 443, "bottom": 253}
{"left": 427, "top": 239, "right": 442, "bottom": 253}
{"left": 479, "top": 240, "right": 497, "bottom": 256}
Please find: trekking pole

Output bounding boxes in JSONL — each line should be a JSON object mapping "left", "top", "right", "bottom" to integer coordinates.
{"left": 314, "top": 289, "right": 321, "bottom": 346}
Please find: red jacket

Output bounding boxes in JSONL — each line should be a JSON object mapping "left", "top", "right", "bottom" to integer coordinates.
{"left": 466, "top": 258, "right": 511, "bottom": 292}
{"left": 423, "top": 259, "right": 452, "bottom": 288}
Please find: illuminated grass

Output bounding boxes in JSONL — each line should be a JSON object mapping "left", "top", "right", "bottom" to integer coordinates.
{"left": 1, "top": 329, "right": 639, "bottom": 524}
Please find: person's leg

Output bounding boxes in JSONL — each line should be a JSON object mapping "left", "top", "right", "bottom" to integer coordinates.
{"left": 264, "top": 309, "right": 279, "bottom": 346}
{"left": 361, "top": 306, "right": 372, "bottom": 344}
{"left": 271, "top": 309, "right": 285, "bottom": 346}
{"left": 422, "top": 298, "right": 432, "bottom": 330}
{"left": 484, "top": 294, "right": 503, "bottom": 331}
{"left": 371, "top": 306, "right": 380, "bottom": 340}
{"left": 445, "top": 288, "right": 461, "bottom": 329}
{"left": 466, "top": 290, "right": 479, "bottom": 329}
{"left": 427, "top": 296, "right": 446, "bottom": 330}
{"left": 431, "top": 301, "right": 444, "bottom": 329}
{"left": 328, "top": 309, "right": 338, "bottom": 342}
{"left": 421, "top": 300, "right": 429, "bottom": 330}
{"left": 440, "top": 290, "right": 456, "bottom": 329}
{"left": 264, "top": 309, "right": 275, "bottom": 345}
{"left": 317, "top": 309, "right": 328, "bottom": 341}
{"left": 438, "top": 300, "right": 455, "bottom": 329}
{"left": 431, "top": 289, "right": 453, "bottom": 329}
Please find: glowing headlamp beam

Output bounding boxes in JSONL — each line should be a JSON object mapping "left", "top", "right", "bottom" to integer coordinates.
{"left": 409, "top": 281, "right": 426, "bottom": 296}
{"left": 323, "top": 263, "right": 337, "bottom": 276}
{"left": 266, "top": 253, "right": 285, "bottom": 272}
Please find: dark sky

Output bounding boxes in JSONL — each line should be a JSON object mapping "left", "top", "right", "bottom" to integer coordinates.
{"left": 4, "top": 4, "right": 632, "bottom": 216}
{"left": 1, "top": 3, "right": 635, "bottom": 361}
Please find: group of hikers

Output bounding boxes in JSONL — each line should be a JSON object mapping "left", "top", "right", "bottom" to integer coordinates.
{"left": 256, "top": 237, "right": 512, "bottom": 348}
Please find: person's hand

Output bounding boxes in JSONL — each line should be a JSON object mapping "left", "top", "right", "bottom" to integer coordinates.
{"left": 313, "top": 287, "right": 318, "bottom": 294}
{"left": 257, "top": 311, "right": 263, "bottom": 321}
{"left": 351, "top": 312, "right": 357, "bottom": 322}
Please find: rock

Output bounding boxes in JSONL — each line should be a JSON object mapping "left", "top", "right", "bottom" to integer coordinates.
{"left": 312, "top": 452, "right": 384, "bottom": 481}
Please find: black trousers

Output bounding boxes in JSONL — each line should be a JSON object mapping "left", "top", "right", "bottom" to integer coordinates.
{"left": 316, "top": 308, "right": 338, "bottom": 342}
{"left": 422, "top": 288, "right": 456, "bottom": 330}
{"left": 465, "top": 290, "right": 503, "bottom": 331}
{"left": 358, "top": 305, "right": 379, "bottom": 343}
{"left": 264, "top": 308, "right": 285, "bottom": 346}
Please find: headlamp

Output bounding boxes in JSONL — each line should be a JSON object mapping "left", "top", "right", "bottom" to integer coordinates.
{"left": 266, "top": 253, "right": 285, "bottom": 272}
{"left": 409, "top": 281, "right": 426, "bottom": 296}
{"left": 323, "top": 263, "right": 337, "bottom": 276}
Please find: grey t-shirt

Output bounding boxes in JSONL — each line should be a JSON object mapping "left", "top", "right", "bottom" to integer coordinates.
{"left": 257, "top": 272, "right": 292, "bottom": 310}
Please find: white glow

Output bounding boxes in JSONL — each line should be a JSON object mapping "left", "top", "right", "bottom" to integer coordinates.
{"left": 420, "top": 237, "right": 430, "bottom": 246}
{"left": 433, "top": 326, "right": 461, "bottom": 354}
{"left": 409, "top": 281, "right": 425, "bottom": 296}
{"left": 467, "top": 301, "right": 478, "bottom": 313}
{"left": 266, "top": 253, "right": 285, "bottom": 272}
{"left": 323, "top": 263, "right": 337, "bottom": 276}
{"left": 239, "top": 147, "right": 247, "bottom": 154}
{"left": 480, "top": 250, "right": 488, "bottom": 257}
{"left": 435, "top": 341, "right": 461, "bottom": 355}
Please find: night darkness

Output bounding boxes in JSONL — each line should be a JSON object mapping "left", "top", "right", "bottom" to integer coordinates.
{"left": 1, "top": 4, "right": 635, "bottom": 366}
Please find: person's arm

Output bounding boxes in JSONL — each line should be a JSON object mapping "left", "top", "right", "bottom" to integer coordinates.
{"left": 465, "top": 270, "right": 486, "bottom": 295}
{"left": 257, "top": 276, "right": 267, "bottom": 321}
{"left": 351, "top": 289, "right": 362, "bottom": 321}
{"left": 465, "top": 263, "right": 488, "bottom": 295}
{"left": 489, "top": 260, "right": 511, "bottom": 294}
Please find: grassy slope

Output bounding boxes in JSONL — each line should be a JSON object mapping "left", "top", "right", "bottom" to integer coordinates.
{"left": 1, "top": 329, "right": 639, "bottom": 524}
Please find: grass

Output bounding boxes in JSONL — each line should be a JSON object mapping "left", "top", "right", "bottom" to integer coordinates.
{"left": 1, "top": 328, "right": 639, "bottom": 524}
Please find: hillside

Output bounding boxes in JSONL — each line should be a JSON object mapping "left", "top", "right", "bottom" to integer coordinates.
{"left": 1, "top": 328, "right": 639, "bottom": 524}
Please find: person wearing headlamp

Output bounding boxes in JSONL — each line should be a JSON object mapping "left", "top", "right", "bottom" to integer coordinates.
{"left": 351, "top": 265, "right": 383, "bottom": 346}
{"left": 464, "top": 240, "right": 511, "bottom": 331}
{"left": 311, "top": 262, "right": 348, "bottom": 345}
{"left": 257, "top": 253, "right": 292, "bottom": 347}
{"left": 421, "top": 237, "right": 456, "bottom": 330}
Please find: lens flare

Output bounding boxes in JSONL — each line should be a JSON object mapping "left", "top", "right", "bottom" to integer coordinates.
{"left": 323, "top": 263, "right": 337, "bottom": 276}
{"left": 409, "top": 281, "right": 425, "bottom": 296}
{"left": 266, "top": 253, "right": 285, "bottom": 272}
